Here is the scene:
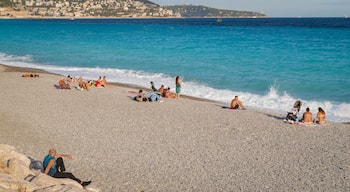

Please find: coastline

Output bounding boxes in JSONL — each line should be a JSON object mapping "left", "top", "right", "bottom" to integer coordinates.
{"left": 0, "top": 16, "right": 266, "bottom": 19}
{"left": 0, "top": 63, "right": 349, "bottom": 191}
{"left": 0, "top": 64, "right": 217, "bottom": 104}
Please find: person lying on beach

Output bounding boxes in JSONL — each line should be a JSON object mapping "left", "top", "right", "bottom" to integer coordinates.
{"left": 100, "top": 76, "right": 108, "bottom": 87}
{"left": 43, "top": 148, "right": 91, "bottom": 187}
{"left": 134, "top": 90, "right": 149, "bottom": 102}
{"left": 302, "top": 107, "right": 313, "bottom": 124}
{"left": 150, "top": 81, "right": 158, "bottom": 92}
{"left": 22, "top": 73, "right": 39, "bottom": 78}
{"left": 314, "top": 107, "right": 326, "bottom": 124}
{"left": 146, "top": 92, "right": 161, "bottom": 102}
{"left": 164, "top": 87, "right": 176, "bottom": 98}
{"left": 230, "top": 96, "right": 245, "bottom": 109}
{"left": 87, "top": 80, "right": 95, "bottom": 86}
{"left": 133, "top": 90, "right": 162, "bottom": 102}
{"left": 58, "top": 78, "right": 71, "bottom": 89}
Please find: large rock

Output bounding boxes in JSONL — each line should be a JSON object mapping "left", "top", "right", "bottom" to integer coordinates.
{"left": 0, "top": 144, "right": 87, "bottom": 192}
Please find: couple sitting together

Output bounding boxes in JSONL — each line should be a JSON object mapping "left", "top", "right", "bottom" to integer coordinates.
{"left": 134, "top": 90, "right": 162, "bottom": 102}
{"left": 300, "top": 107, "right": 326, "bottom": 125}
{"left": 158, "top": 85, "right": 176, "bottom": 98}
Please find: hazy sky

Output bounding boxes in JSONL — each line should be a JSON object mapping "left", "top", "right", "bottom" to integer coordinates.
{"left": 151, "top": 0, "right": 350, "bottom": 17}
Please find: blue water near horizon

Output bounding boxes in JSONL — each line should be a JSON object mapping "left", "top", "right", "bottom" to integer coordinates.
{"left": 1, "top": 18, "right": 350, "bottom": 122}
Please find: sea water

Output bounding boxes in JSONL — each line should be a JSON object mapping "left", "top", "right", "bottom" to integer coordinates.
{"left": 1, "top": 18, "right": 349, "bottom": 122}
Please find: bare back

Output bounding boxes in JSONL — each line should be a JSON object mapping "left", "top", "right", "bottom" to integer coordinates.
{"left": 303, "top": 111, "right": 313, "bottom": 123}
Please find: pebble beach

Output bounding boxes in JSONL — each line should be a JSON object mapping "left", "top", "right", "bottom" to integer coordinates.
{"left": 0, "top": 64, "right": 349, "bottom": 191}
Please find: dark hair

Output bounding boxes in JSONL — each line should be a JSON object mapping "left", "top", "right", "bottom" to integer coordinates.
{"left": 318, "top": 107, "right": 324, "bottom": 113}
{"left": 176, "top": 76, "right": 180, "bottom": 84}
{"left": 306, "top": 107, "right": 310, "bottom": 112}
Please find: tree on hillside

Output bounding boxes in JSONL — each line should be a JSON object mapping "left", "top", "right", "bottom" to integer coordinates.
{"left": 0, "top": 0, "right": 14, "bottom": 7}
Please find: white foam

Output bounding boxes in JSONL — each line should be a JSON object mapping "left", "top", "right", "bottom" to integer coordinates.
{"left": 1, "top": 52, "right": 350, "bottom": 122}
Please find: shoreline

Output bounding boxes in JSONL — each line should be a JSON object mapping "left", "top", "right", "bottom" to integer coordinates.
{"left": 2, "top": 63, "right": 349, "bottom": 124}
{"left": 0, "top": 63, "right": 220, "bottom": 104}
{"left": 0, "top": 63, "right": 349, "bottom": 191}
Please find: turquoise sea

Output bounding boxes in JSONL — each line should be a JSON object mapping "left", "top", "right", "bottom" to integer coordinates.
{"left": 1, "top": 18, "right": 349, "bottom": 122}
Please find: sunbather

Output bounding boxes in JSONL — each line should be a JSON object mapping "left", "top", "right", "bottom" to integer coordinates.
{"left": 100, "top": 76, "right": 108, "bottom": 87}
{"left": 230, "top": 96, "right": 245, "bottom": 109}
{"left": 315, "top": 107, "right": 326, "bottom": 124}
{"left": 159, "top": 85, "right": 165, "bottom": 97}
{"left": 22, "top": 73, "right": 39, "bottom": 78}
{"left": 59, "top": 78, "right": 71, "bottom": 89}
{"left": 302, "top": 107, "right": 313, "bottom": 124}
{"left": 134, "top": 90, "right": 149, "bottom": 102}
{"left": 164, "top": 87, "right": 176, "bottom": 98}
{"left": 150, "top": 81, "right": 158, "bottom": 92}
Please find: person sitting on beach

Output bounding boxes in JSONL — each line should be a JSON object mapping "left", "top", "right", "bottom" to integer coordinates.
{"left": 230, "top": 96, "right": 245, "bottom": 109}
{"left": 95, "top": 76, "right": 102, "bottom": 87}
{"left": 43, "top": 148, "right": 91, "bottom": 187}
{"left": 164, "top": 87, "right": 176, "bottom": 98}
{"left": 302, "top": 107, "right": 313, "bottom": 124}
{"left": 100, "top": 76, "right": 108, "bottom": 87}
{"left": 22, "top": 73, "right": 39, "bottom": 78}
{"left": 314, "top": 107, "right": 326, "bottom": 124}
{"left": 79, "top": 82, "right": 88, "bottom": 91}
{"left": 59, "top": 78, "right": 71, "bottom": 89}
{"left": 159, "top": 85, "right": 165, "bottom": 97}
{"left": 65, "top": 75, "right": 73, "bottom": 82}
{"left": 66, "top": 75, "right": 77, "bottom": 83}
{"left": 77, "top": 77, "right": 88, "bottom": 91}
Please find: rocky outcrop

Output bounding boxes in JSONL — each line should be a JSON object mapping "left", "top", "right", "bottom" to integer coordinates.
{"left": 0, "top": 144, "right": 93, "bottom": 192}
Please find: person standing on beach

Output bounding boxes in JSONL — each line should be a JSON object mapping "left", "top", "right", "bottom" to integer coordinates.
{"left": 175, "top": 76, "right": 181, "bottom": 98}
{"left": 43, "top": 148, "right": 91, "bottom": 187}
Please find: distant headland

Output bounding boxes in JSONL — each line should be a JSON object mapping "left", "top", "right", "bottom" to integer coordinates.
{"left": 0, "top": 0, "right": 266, "bottom": 18}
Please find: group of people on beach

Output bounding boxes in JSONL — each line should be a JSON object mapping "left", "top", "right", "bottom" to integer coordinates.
{"left": 58, "top": 75, "right": 109, "bottom": 91}
{"left": 135, "top": 76, "right": 182, "bottom": 102}
{"left": 151, "top": 76, "right": 182, "bottom": 99}
{"left": 299, "top": 107, "right": 326, "bottom": 125}
{"left": 284, "top": 100, "right": 327, "bottom": 125}
{"left": 22, "top": 73, "right": 40, "bottom": 78}
{"left": 21, "top": 72, "right": 329, "bottom": 190}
